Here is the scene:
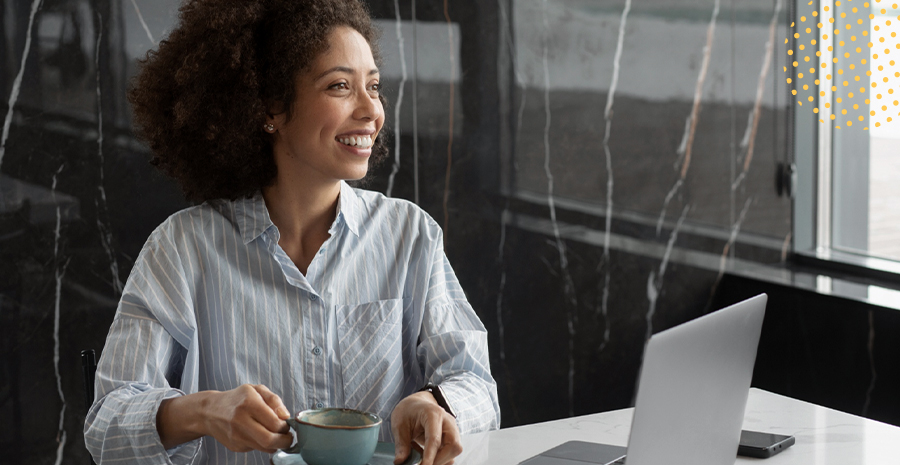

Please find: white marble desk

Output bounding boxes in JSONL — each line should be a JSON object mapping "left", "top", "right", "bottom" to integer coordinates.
{"left": 458, "top": 388, "right": 900, "bottom": 464}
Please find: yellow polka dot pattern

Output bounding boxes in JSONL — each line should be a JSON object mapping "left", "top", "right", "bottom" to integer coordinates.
{"left": 787, "top": 0, "right": 900, "bottom": 130}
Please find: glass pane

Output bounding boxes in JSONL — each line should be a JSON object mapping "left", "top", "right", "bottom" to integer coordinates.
{"left": 831, "top": 5, "right": 900, "bottom": 262}
{"left": 868, "top": 11, "right": 900, "bottom": 262}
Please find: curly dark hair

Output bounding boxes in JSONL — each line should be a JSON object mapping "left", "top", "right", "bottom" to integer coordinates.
{"left": 128, "top": 0, "right": 388, "bottom": 202}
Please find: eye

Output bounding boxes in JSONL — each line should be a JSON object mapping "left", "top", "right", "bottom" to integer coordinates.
{"left": 368, "top": 82, "right": 380, "bottom": 94}
{"left": 329, "top": 82, "right": 349, "bottom": 90}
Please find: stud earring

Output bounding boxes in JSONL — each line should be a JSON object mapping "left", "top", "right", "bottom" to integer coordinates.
{"left": 264, "top": 123, "right": 275, "bottom": 132}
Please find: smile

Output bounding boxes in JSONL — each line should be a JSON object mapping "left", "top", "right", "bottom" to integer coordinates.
{"left": 337, "top": 135, "right": 374, "bottom": 149}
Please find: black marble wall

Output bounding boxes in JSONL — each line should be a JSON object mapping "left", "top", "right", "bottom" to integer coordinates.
{"left": 0, "top": 0, "right": 829, "bottom": 463}
{"left": 713, "top": 274, "right": 900, "bottom": 428}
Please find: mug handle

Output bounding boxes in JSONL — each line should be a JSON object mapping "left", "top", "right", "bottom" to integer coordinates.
{"left": 285, "top": 418, "right": 303, "bottom": 454}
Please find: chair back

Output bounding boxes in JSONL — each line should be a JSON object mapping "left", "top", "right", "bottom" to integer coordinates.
{"left": 81, "top": 349, "right": 97, "bottom": 411}
{"left": 81, "top": 349, "right": 97, "bottom": 465}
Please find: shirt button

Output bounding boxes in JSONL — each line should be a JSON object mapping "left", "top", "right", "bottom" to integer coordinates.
{"left": 312, "top": 346, "right": 322, "bottom": 356}
{"left": 309, "top": 294, "right": 317, "bottom": 301}
{"left": 315, "top": 402, "right": 324, "bottom": 409}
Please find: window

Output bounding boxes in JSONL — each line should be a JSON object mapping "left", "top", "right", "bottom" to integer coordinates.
{"left": 793, "top": 0, "right": 900, "bottom": 272}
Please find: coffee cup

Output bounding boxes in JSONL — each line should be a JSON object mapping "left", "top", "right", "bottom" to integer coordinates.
{"left": 285, "top": 408, "right": 382, "bottom": 465}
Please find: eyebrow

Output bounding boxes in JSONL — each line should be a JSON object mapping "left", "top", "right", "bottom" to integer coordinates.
{"left": 314, "top": 66, "right": 380, "bottom": 81}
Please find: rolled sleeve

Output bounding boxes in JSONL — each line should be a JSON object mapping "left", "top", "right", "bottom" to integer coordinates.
{"left": 84, "top": 226, "right": 201, "bottom": 464}
{"left": 85, "top": 384, "right": 201, "bottom": 464}
{"left": 85, "top": 315, "right": 201, "bottom": 464}
{"left": 418, "top": 300, "right": 501, "bottom": 433}
{"left": 84, "top": 225, "right": 202, "bottom": 464}
{"left": 416, "top": 230, "right": 501, "bottom": 433}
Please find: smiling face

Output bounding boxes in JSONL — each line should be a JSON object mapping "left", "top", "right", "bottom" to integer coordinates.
{"left": 268, "top": 26, "right": 384, "bottom": 188}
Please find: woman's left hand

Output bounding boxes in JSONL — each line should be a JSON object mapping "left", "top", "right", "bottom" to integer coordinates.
{"left": 391, "top": 391, "right": 462, "bottom": 465}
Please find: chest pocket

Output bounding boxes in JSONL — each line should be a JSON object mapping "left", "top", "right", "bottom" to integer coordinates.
{"left": 335, "top": 299, "right": 404, "bottom": 421}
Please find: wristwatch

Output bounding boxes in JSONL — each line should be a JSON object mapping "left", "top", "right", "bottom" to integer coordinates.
{"left": 419, "top": 383, "right": 456, "bottom": 418}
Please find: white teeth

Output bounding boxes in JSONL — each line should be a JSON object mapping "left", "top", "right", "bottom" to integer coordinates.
{"left": 338, "top": 135, "right": 373, "bottom": 148}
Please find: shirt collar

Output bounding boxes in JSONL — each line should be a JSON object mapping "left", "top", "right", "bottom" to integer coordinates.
{"left": 234, "top": 192, "right": 274, "bottom": 245}
{"left": 337, "top": 180, "right": 361, "bottom": 237}
{"left": 234, "top": 181, "right": 361, "bottom": 244}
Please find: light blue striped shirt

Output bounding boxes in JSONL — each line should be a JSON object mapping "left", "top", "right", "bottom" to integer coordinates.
{"left": 84, "top": 181, "right": 500, "bottom": 464}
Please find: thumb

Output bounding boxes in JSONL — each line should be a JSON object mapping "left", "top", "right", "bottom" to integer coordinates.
{"left": 393, "top": 423, "right": 411, "bottom": 464}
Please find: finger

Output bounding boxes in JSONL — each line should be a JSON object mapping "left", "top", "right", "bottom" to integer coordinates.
{"left": 392, "top": 419, "right": 412, "bottom": 464}
{"left": 419, "top": 416, "right": 443, "bottom": 465}
{"left": 250, "top": 385, "right": 291, "bottom": 435}
{"left": 253, "top": 384, "right": 291, "bottom": 421}
{"left": 263, "top": 432, "right": 294, "bottom": 453}
{"left": 432, "top": 417, "right": 462, "bottom": 465}
{"left": 252, "top": 406, "right": 291, "bottom": 435}
{"left": 432, "top": 437, "right": 464, "bottom": 465}
{"left": 246, "top": 400, "right": 290, "bottom": 434}
{"left": 243, "top": 418, "right": 294, "bottom": 453}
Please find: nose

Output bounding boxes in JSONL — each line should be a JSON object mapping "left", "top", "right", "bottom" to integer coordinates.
{"left": 352, "top": 87, "right": 382, "bottom": 122}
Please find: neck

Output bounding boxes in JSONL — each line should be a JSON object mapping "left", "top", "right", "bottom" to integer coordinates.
{"left": 261, "top": 174, "right": 340, "bottom": 273}
{"left": 262, "top": 177, "right": 340, "bottom": 239}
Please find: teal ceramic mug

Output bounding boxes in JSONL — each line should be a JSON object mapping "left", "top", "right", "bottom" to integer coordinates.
{"left": 285, "top": 408, "right": 382, "bottom": 465}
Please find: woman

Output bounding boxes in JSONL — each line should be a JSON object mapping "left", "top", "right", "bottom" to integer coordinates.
{"left": 83, "top": 1, "right": 500, "bottom": 464}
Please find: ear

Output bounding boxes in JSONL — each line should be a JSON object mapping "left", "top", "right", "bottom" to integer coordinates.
{"left": 265, "top": 100, "right": 288, "bottom": 131}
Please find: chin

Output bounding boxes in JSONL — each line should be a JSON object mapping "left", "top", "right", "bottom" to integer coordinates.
{"left": 344, "top": 168, "right": 369, "bottom": 182}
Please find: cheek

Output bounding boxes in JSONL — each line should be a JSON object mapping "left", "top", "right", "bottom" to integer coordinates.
{"left": 375, "top": 102, "right": 386, "bottom": 129}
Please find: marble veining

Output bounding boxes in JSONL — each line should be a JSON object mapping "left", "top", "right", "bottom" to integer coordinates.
{"left": 541, "top": 0, "right": 578, "bottom": 418}
{"left": 411, "top": 0, "right": 419, "bottom": 204}
{"left": 674, "top": 116, "right": 691, "bottom": 171}
{"left": 130, "top": 0, "right": 158, "bottom": 45}
{"left": 386, "top": 0, "right": 408, "bottom": 198}
{"left": 494, "top": 0, "right": 528, "bottom": 372}
{"left": 0, "top": 0, "right": 43, "bottom": 171}
{"left": 712, "top": 197, "right": 754, "bottom": 298}
{"left": 94, "top": 16, "right": 124, "bottom": 295}
{"left": 645, "top": 205, "right": 690, "bottom": 341}
{"left": 863, "top": 309, "right": 877, "bottom": 416}
{"left": 656, "top": 0, "right": 720, "bottom": 238}
{"left": 682, "top": 0, "right": 721, "bottom": 180}
{"left": 494, "top": 0, "right": 511, "bottom": 370}
{"left": 656, "top": 179, "right": 683, "bottom": 236}
{"left": 780, "top": 231, "right": 792, "bottom": 262}
{"left": 657, "top": 0, "right": 722, "bottom": 235}
{"left": 734, "top": 0, "right": 782, "bottom": 192}
{"left": 441, "top": 0, "right": 456, "bottom": 232}
{"left": 597, "top": 0, "right": 631, "bottom": 354}
{"left": 496, "top": 207, "right": 509, "bottom": 363}
{"left": 504, "top": 0, "right": 527, "bottom": 139}
{"left": 51, "top": 165, "right": 69, "bottom": 465}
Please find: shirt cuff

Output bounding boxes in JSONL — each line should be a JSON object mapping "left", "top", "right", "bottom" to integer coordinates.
{"left": 153, "top": 389, "right": 203, "bottom": 464}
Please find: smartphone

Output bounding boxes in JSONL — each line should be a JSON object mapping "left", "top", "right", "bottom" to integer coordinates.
{"left": 737, "top": 430, "right": 795, "bottom": 458}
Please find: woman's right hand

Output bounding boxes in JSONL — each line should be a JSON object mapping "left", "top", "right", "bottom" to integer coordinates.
{"left": 157, "top": 384, "right": 294, "bottom": 454}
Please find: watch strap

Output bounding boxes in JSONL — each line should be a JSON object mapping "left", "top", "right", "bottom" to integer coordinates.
{"left": 419, "top": 383, "right": 456, "bottom": 418}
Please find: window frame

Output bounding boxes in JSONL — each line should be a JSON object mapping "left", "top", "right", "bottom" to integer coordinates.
{"left": 792, "top": 0, "right": 900, "bottom": 284}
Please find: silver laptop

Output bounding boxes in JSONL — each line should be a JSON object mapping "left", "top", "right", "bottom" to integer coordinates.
{"left": 520, "top": 293, "right": 768, "bottom": 465}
